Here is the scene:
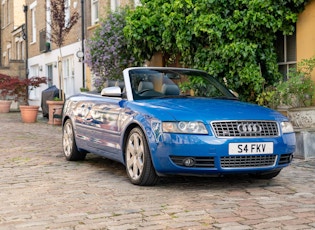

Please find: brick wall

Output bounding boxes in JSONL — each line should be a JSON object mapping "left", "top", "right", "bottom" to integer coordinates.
{"left": 26, "top": 0, "right": 82, "bottom": 58}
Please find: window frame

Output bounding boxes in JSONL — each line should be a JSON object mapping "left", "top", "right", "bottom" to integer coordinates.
{"left": 91, "top": 0, "right": 99, "bottom": 25}
{"left": 30, "top": 1, "right": 38, "bottom": 43}
{"left": 276, "top": 29, "right": 297, "bottom": 80}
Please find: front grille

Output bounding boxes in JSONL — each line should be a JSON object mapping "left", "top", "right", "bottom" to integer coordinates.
{"left": 170, "top": 156, "right": 215, "bottom": 168}
{"left": 278, "top": 154, "right": 293, "bottom": 165}
{"left": 220, "top": 155, "right": 277, "bottom": 168}
{"left": 211, "top": 121, "right": 279, "bottom": 138}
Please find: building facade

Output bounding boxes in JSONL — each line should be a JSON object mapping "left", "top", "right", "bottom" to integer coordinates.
{"left": 24, "top": 0, "right": 139, "bottom": 107}
{"left": 25, "top": 0, "right": 84, "bottom": 106}
{"left": 0, "top": 0, "right": 26, "bottom": 78}
{"left": 297, "top": 0, "right": 315, "bottom": 82}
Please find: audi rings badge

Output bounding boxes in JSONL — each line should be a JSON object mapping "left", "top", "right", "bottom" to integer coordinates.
{"left": 237, "top": 123, "right": 262, "bottom": 134}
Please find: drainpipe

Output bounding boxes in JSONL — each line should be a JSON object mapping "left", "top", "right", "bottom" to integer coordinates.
{"left": 23, "top": 5, "right": 29, "bottom": 79}
{"left": 0, "top": 16, "right": 2, "bottom": 67}
{"left": 81, "top": 0, "right": 85, "bottom": 88}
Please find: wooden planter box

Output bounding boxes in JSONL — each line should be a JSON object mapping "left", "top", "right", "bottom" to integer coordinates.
{"left": 47, "top": 100, "right": 64, "bottom": 125}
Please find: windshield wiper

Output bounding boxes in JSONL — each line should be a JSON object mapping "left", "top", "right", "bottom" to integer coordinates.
{"left": 153, "top": 95, "right": 189, "bottom": 99}
{"left": 212, "top": 96, "right": 238, "bottom": 100}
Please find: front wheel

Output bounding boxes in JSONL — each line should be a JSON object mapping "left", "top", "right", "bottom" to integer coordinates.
{"left": 125, "top": 127, "right": 159, "bottom": 186}
{"left": 62, "top": 119, "right": 86, "bottom": 161}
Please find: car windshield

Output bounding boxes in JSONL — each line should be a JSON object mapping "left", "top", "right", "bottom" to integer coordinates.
{"left": 128, "top": 68, "right": 236, "bottom": 100}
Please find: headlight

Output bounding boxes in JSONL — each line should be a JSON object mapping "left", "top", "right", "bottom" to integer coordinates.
{"left": 281, "top": 121, "right": 294, "bottom": 133}
{"left": 162, "top": 121, "right": 208, "bottom": 134}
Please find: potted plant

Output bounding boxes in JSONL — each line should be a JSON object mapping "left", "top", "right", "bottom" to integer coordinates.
{"left": 19, "top": 77, "right": 47, "bottom": 123}
{"left": 0, "top": 73, "right": 47, "bottom": 122}
{"left": 46, "top": 96, "right": 64, "bottom": 125}
{"left": 257, "top": 58, "right": 315, "bottom": 109}
{"left": 0, "top": 73, "right": 20, "bottom": 113}
{"left": 45, "top": 42, "right": 51, "bottom": 52}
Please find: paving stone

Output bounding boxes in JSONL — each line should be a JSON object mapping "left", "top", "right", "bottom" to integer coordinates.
{"left": 1, "top": 112, "right": 315, "bottom": 229}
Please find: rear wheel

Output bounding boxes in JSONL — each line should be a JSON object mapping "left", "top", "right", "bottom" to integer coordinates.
{"left": 63, "top": 119, "right": 86, "bottom": 161}
{"left": 250, "top": 170, "right": 281, "bottom": 179}
{"left": 125, "top": 127, "right": 159, "bottom": 186}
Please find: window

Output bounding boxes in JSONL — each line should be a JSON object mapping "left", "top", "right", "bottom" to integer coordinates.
{"left": 6, "top": 0, "right": 10, "bottom": 25}
{"left": 2, "top": 51, "right": 6, "bottom": 66}
{"left": 91, "top": 0, "right": 99, "bottom": 25}
{"left": 110, "top": 0, "right": 120, "bottom": 12}
{"left": 1, "top": 1, "right": 3, "bottom": 27}
{"left": 276, "top": 29, "right": 296, "bottom": 80}
{"left": 63, "top": 56, "right": 75, "bottom": 97}
{"left": 47, "top": 64, "right": 53, "bottom": 87}
{"left": 21, "top": 41, "right": 25, "bottom": 60}
{"left": 29, "top": 65, "right": 40, "bottom": 100}
{"left": 1, "top": 0, "right": 10, "bottom": 26}
{"left": 7, "top": 43, "right": 11, "bottom": 63}
{"left": 65, "top": 0, "right": 70, "bottom": 27}
{"left": 15, "top": 40, "right": 20, "bottom": 60}
{"left": 30, "top": 1, "right": 37, "bottom": 43}
{"left": 31, "top": 8, "right": 36, "bottom": 42}
{"left": 46, "top": 0, "right": 51, "bottom": 40}
{"left": 134, "top": 0, "right": 141, "bottom": 7}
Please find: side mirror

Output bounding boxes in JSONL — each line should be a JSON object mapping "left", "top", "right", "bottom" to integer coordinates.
{"left": 101, "top": 86, "right": 122, "bottom": 97}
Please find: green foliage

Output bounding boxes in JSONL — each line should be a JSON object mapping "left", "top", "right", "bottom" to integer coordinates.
{"left": 257, "top": 57, "right": 315, "bottom": 108}
{"left": 124, "top": 0, "right": 309, "bottom": 102}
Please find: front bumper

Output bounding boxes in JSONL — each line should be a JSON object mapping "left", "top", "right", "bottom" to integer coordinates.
{"left": 149, "top": 132, "right": 296, "bottom": 176}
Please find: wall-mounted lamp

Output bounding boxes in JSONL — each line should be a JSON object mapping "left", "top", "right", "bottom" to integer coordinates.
{"left": 53, "top": 62, "right": 57, "bottom": 68}
{"left": 39, "top": 65, "right": 43, "bottom": 71}
{"left": 76, "top": 50, "right": 84, "bottom": 62}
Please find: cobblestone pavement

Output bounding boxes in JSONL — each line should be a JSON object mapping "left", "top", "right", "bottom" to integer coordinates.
{"left": 1, "top": 112, "right": 315, "bottom": 230}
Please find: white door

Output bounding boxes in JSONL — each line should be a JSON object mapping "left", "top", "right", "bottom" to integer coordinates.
{"left": 63, "top": 56, "right": 75, "bottom": 97}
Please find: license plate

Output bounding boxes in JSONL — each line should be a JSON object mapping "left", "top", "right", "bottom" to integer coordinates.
{"left": 229, "top": 142, "right": 273, "bottom": 154}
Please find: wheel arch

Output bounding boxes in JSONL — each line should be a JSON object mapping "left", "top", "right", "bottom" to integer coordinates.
{"left": 121, "top": 121, "right": 157, "bottom": 166}
{"left": 121, "top": 122, "right": 140, "bottom": 164}
{"left": 62, "top": 115, "right": 71, "bottom": 127}
{"left": 62, "top": 115, "right": 88, "bottom": 154}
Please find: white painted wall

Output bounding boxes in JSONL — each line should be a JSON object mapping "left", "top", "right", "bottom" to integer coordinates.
{"left": 28, "top": 42, "right": 84, "bottom": 107}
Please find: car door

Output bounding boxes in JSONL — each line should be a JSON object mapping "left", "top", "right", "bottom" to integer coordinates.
{"left": 75, "top": 97, "right": 124, "bottom": 159}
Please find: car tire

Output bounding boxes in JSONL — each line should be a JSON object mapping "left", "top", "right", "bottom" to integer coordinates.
{"left": 250, "top": 170, "right": 281, "bottom": 179}
{"left": 62, "top": 119, "right": 86, "bottom": 161}
{"left": 125, "top": 127, "right": 159, "bottom": 186}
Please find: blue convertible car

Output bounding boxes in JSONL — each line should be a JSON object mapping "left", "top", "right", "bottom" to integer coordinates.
{"left": 62, "top": 67, "right": 296, "bottom": 185}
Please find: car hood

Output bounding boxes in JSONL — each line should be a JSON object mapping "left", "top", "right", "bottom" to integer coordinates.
{"left": 129, "top": 98, "right": 287, "bottom": 122}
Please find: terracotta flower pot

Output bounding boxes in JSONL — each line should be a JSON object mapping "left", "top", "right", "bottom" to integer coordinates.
{"left": 0, "top": 100, "right": 12, "bottom": 113}
{"left": 19, "top": 105, "right": 39, "bottom": 123}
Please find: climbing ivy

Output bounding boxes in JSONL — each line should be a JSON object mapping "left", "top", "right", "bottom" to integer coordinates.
{"left": 124, "top": 0, "right": 309, "bottom": 102}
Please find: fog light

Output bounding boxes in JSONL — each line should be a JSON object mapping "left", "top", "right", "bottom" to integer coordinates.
{"left": 183, "top": 157, "right": 195, "bottom": 167}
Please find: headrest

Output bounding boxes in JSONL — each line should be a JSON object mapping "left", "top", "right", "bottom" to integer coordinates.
{"left": 138, "top": 81, "right": 154, "bottom": 92}
{"left": 162, "top": 84, "right": 180, "bottom": 95}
